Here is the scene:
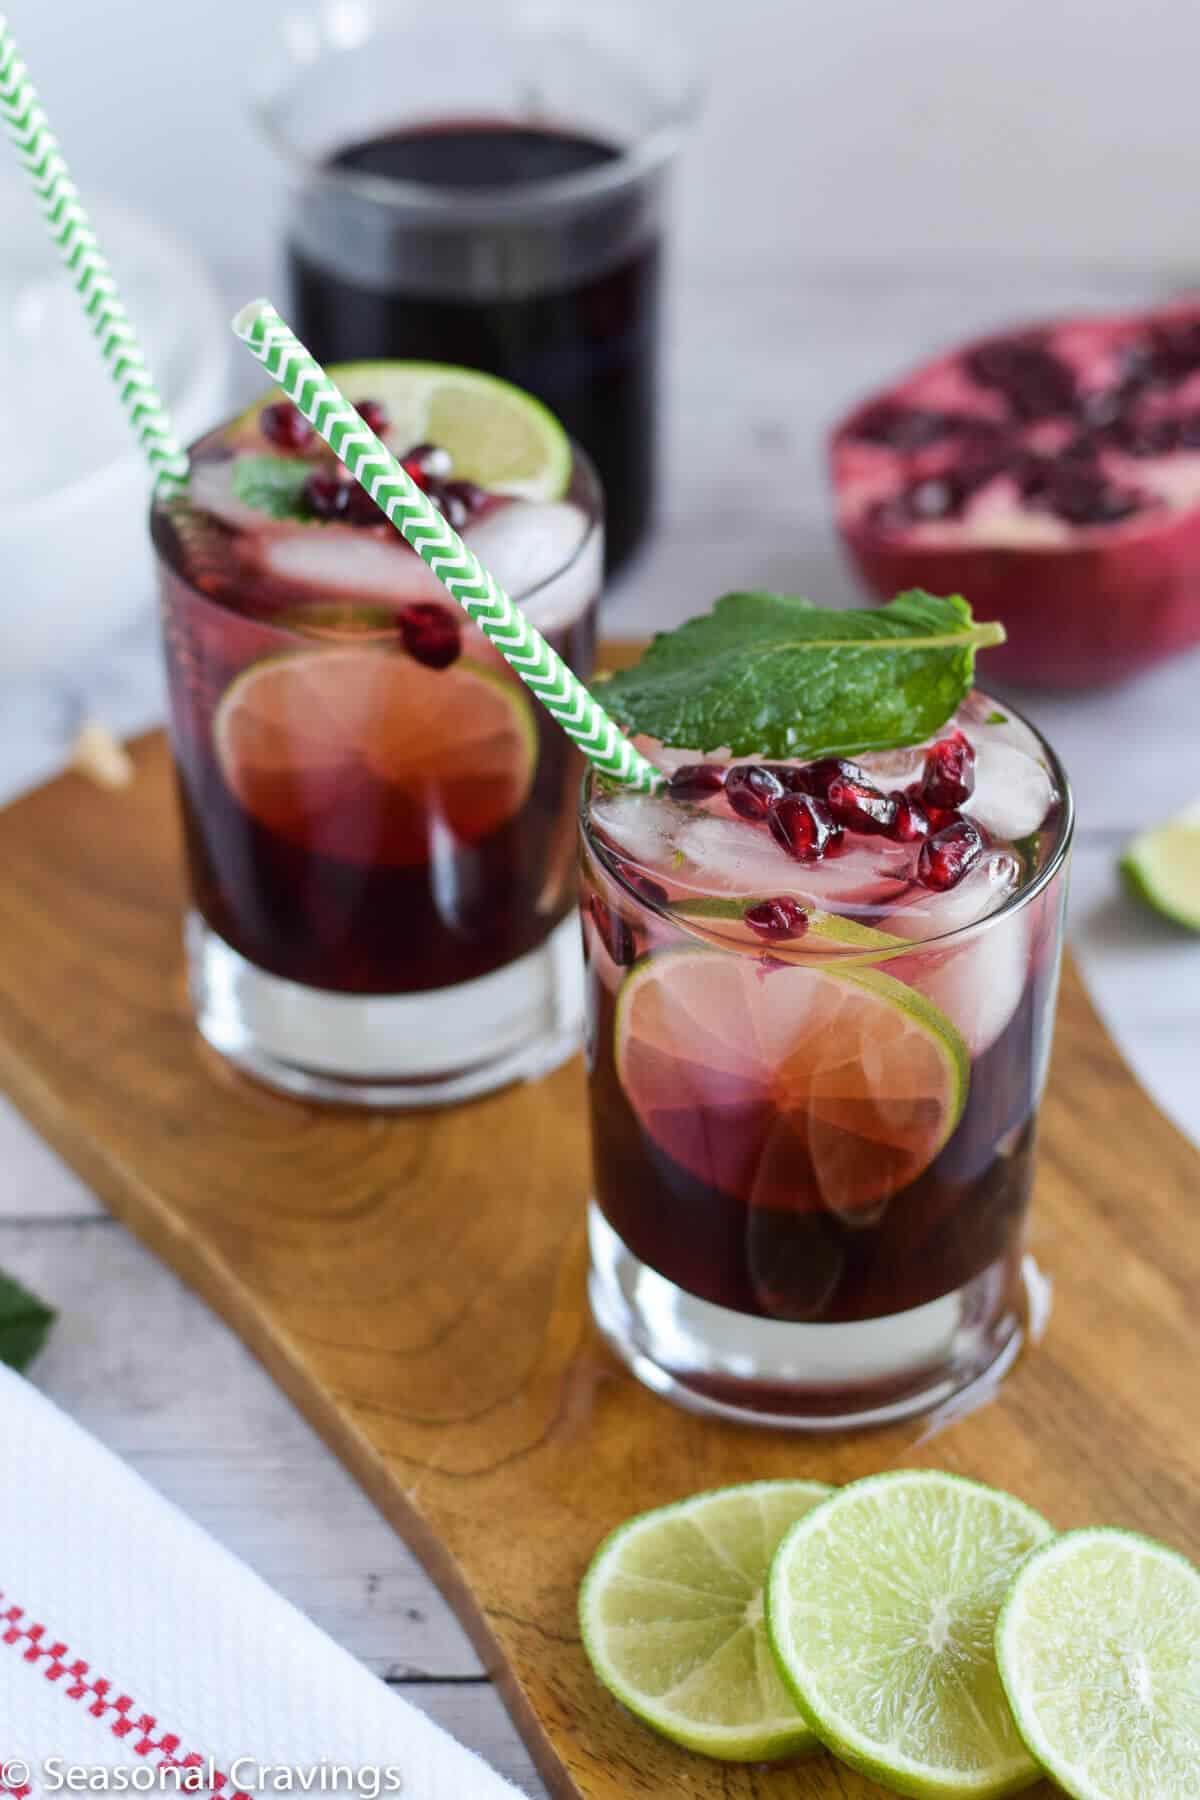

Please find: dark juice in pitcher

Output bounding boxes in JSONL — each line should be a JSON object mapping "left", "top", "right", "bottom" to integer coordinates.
{"left": 287, "top": 120, "right": 661, "bottom": 573}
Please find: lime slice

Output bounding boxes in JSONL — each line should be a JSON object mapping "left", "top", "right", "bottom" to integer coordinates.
{"left": 213, "top": 648, "right": 537, "bottom": 868}
{"left": 230, "top": 361, "right": 571, "bottom": 501}
{"left": 996, "top": 1527, "right": 1200, "bottom": 1800}
{"left": 671, "top": 893, "right": 908, "bottom": 963}
{"left": 579, "top": 1480, "right": 833, "bottom": 1761}
{"left": 1121, "top": 803, "right": 1200, "bottom": 932}
{"left": 766, "top": 1471, "right": 1054, "bottom": 1798}
{"left": 614, "top": 948, "right": 968, "bottom": 1217}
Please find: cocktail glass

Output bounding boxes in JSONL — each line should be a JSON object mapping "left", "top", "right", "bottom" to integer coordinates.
{"left": 152, "top": 372, "right": 602, "bottom": 1105}
{"left": 580, "top": 697, "right": 1073, "bottom": 1427}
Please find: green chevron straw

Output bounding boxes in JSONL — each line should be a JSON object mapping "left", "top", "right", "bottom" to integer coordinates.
{"left": 232, "top": 299, "right": 664, "bottom": 794}
{"left": 0, "top": 13, "right": 189, "bottom": 496}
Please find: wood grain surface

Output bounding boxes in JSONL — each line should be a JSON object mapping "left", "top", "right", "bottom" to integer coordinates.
{"left": 1, "top": 685, "right": 1197, "bottom": 1800}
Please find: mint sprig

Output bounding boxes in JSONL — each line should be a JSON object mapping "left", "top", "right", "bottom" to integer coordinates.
{"left": 231, "top": 454, "right": 313, "bottom": 522}
{"left": 0, "top": 1268, "right": 55, "bottom": 1372}
{"left": 598, "top": 590, "right": 1005, "bottom": 758}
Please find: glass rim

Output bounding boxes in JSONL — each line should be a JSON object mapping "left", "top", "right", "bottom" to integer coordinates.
{"left": 579, "top": 699, "right": 1075, "bottom": 960}
{"left": 149, "top": 422, "right": 604, "bottom": 639}
{"left": 252, "top": 1, "right": 702, "bottom": 223}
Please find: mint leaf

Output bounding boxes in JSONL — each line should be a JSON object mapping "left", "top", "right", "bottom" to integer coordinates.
{"left": 598, "top": 591, "right": 1005, "bottom": 758}
{"left": 0, "top": 1269, "right": 55, "bottom": 1373}
{"left": 231, "top": 454, "right": 312, "bottom": 522}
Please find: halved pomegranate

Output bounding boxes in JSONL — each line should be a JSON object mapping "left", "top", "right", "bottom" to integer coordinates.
{"left": 830, "top": 301, "right": 1200, "bottom": 689}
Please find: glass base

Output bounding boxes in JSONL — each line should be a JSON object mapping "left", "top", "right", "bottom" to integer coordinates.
{"left": 587, "top": 1203, "right": 1029, "bottom": 1431}
{"left": 187, "top": 911, "right": 583, "bottom": 1107}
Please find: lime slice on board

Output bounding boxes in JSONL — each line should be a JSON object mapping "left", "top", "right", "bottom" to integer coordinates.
{"left": 996, "top": 1527, "right": 1200, "bottom": 1800}
{"left": 614, "top": 947, "right": 968, "bottom": 1217}
{"left": 579, "top": 1480, "right": 832, "bottom": 1761}
{"left": 766, "top": 1470, "right": 1054, "bottom": 1798}
{"left": 1121, "top": 803, "right": 1200, "bottom": 932}
{"left": 213, "top": 647, "right": 537, "bottom": 868}
{"left": 230, "top": 361, "right": 572, "bottom": 501}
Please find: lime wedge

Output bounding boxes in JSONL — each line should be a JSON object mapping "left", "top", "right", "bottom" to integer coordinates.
{"left": 766, "top": 1470, "right": 1054, "bottom": 1798}
{"left": 614, "top": 948, "right": 968, "bottom": 1218}
{"left": 671, "top": 892, "right": 908, "bottom": 962}
{"left": 1121, "top": 803, "right": 1200, "bottom": 932}
{"left": 996, "top": 1527, "right": 1200, "bottom": 1800}
{"left": 579, "top": 1480, "right": 832, "bottom": 1761}
{"left": 231, "top": 361, "right": 572, "bottom": 501}
{"left": 213, "top": 649, "right": 536, "bottom": 869}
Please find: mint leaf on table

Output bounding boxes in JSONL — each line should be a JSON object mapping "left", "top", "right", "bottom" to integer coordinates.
{"left": 231, "top": 454, "right": 312, "bottom": 522}
{"left": 598, "top": 590, "right": 1006, "bottom": 759}
{"left": 0, "top": 1269, "right": 55, "bottom": 1373}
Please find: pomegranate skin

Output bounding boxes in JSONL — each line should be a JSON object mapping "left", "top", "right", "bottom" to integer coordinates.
{"left": 831, "top": 304, "right": 1200, "bottom": 690}
{"left": 840, "top": 520, "right": 1200, "bottom": 690}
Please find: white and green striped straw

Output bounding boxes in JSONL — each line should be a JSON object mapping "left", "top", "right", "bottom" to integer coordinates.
{"left": 232, "top": 299, "right": 664, "bottom": 794}
{"left": 0, "top": 13, "right": 189, "bottom": 496}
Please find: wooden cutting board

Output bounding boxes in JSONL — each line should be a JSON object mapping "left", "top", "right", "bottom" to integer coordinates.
{"left": 1, "top": 673, "right": 1197, "bottom": 1800}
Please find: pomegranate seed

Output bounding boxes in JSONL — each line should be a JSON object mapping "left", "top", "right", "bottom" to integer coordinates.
{"left": 434, "top": 479, "right": 487, "bottom": 531}
{"left": 627, "top": 871, "right": 669, "bottom": 907}
{"left": 917, "top": 818, "right": 984, "bottom": 891}
{"left": 790, "top": 756, "right": 867, "bottom": 797}
{"left": 398, "top": 602, "right": 462, "bottom": 670}
{"left": 920, "top": 730, "right": 976, "bottom": 809}
{"left": 777, "top": 767, "right": 818, "bottom": 792}
{"left": 725, "top": 764, "right": 785, "bottom": 820}
{"left": 825, "top": 773, "right": 897, "bottom": 835}
{"left": 356, "top": 398, "right": 389, "bottom": 436}
{"left": 342, "top": 480, "right": 384, "bottom": 526}
{"left": 768, "top": 794, "right": 842, "bottom": 862}
{"left": 964, "top": 336, "right": 1076, "bottom": 422}
{"left": 887, "top": 790, "right": 930, "bottom": 842}
{"left": 589, "top": 896, "right": 637, "bottom": 966}
{"left": 401, "top": 452, "right": 432, "bottom": 491}
{"left": 744, "top": 896, "right": 809, "bottom": 941}
{"left": 405, "top": 442, "right": 454, "bottom": 479}
{"left": 853, "top": 404, "right": 962, "bottom": 452}
{"left": 667, "top": 763, "right": 726, "bottom": 800}
{"left": 260, "top": 401, "right": 313, "bottom": 451}
{"left": 303, "top": 471, "right": 350, "bottom": 520}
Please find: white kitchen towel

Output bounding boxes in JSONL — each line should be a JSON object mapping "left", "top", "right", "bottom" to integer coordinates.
{"left": 0, "top": 1365, "right": 522, "bottom": 1799}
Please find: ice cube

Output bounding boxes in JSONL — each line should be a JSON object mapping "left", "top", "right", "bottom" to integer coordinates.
{"left": 629, "top": 738, "right": 727, "bottom": 775}
{"left": 963, "top": 738, "right": 1056, "bottom": 841}
{"left": 855, "top": 744, "right": 928, "bottom": 791}
{"left": 888, "top": 852, "right": 1026, "bottom": 1053}
{"left": 188, "top": 459, "right": 278, "bottom": 537}
{"left": 588, "top": 791, "right": 679, "bottom": 876}
{"left": 674, "top": 813, "right": 805, "bottom": 894}
{"left": 889, "top": 849, "right": 1021, "bottom": 941}
{"left": 958, "top": 692, "right": 1047, "bottom": 763}
{"left": 673, "top": 813, "right": 915, "bottom": 913}
{"left": 910, "top": 906, "right": 1031, "bottom": 1055}
{"left": 259, "top": 527, "right": 448, "bottom": 602}
{"left": 465, "top": 501, "right": 595, "bottom": 629}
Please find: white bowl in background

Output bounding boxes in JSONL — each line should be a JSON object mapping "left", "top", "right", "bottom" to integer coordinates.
{"left": 0, "top": 182, "right": 229, "bottom": 680}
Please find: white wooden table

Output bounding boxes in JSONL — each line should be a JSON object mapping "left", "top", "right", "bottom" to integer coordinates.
{"left": 3, "top": 264, "right": 1199, "bottom": 1794}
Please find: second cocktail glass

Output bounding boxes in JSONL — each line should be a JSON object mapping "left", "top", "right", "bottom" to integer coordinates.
{"left": 580, "top": 698, "right": 1073, "bottom": 1428}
